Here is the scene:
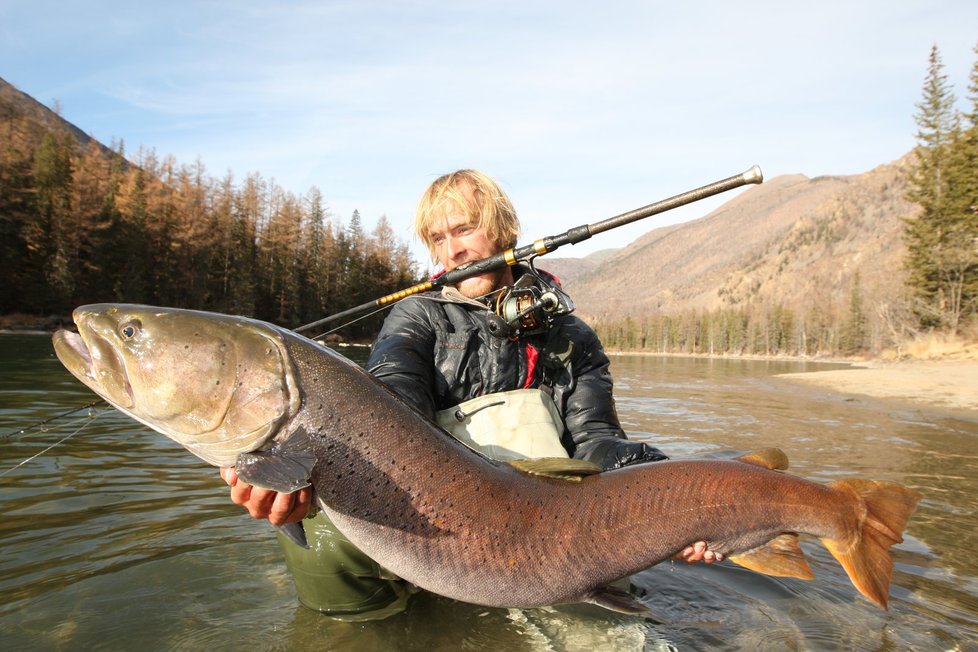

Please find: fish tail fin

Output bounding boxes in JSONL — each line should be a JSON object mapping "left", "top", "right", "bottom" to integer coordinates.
{"left": 821, "top": 479, "right": 922, "bottom": 609}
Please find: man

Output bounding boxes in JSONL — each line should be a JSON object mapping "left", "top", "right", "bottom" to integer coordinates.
{"left": 221, "top": 169, "right": 720, "bottom": 616}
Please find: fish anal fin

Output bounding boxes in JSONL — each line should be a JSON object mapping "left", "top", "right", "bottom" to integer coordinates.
{"left": 585, "top": 585, "right": 666, "bottom": 622}
{"left": 509, "top": 458, "right": 602, "bottom": 482}
{"left": 728, "top": 533, "right": 814, "bottom": 580}
{"left": 822, "top": 479, "right": 923, "bottom": 609}
{"left": 735, "top": 448, "right": 789, "bottom": 471}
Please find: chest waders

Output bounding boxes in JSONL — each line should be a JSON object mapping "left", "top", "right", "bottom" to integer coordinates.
{"left": 278, "top": 389, "right": 566, "bottom": 618}
{"left": 280, "top": 317, "right": 571, "bottom": 618}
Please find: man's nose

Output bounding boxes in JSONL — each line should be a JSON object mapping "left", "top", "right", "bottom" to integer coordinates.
{"left": 445, "top": 234, "right": 466, "bottom": 259}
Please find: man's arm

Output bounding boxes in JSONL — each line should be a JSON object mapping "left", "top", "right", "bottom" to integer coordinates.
{"left": 366, "top": 300, "right": 438, "bottom": 417}
{"left": 556, "top": 319, "right": 668, "bottom": 470}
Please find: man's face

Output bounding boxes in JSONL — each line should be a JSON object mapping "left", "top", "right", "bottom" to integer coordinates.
{"left": 428, "top": 188, "right": 511, "bottom": 298}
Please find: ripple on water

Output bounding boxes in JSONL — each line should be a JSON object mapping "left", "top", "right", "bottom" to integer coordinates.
{"left": 2, "top": 342, "right": 977, "bottom": 650}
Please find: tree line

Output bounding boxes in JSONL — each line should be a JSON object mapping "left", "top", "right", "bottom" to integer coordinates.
{"left": 0, "top": 108, "right": 420, "bottom": 339}
{"left": 596, "top": 43, "right": 978, "bottom": 357}
{"left": 594, "top": 278, "right": 871, "bottom": 357}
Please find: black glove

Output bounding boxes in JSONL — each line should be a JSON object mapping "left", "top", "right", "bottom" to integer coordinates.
{"left": 576, "top": 438, "right": 669, "bottom": 471}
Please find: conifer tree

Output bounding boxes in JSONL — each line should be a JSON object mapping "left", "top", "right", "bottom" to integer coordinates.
{"left": 28, "top": 130, "right": 75, "bottom": 309}
{"left": 841, "top": 272, "right": 866, "bottom": 354}
{"left": 904, "top": 45, "right": 962, "bottom": 329}
{"left": 959, "top": 42, "right": 978, "bottom": 324}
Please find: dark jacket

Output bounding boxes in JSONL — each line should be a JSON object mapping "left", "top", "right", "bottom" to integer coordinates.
{"left": 366, "top": 269, "right": 667, "bottom": 470}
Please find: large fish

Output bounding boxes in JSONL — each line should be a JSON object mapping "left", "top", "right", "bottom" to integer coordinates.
{"left": 53, "top": 304, "right": 921, "bottom": 612}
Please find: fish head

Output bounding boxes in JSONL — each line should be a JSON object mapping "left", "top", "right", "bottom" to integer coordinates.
{"left": 52, "top": 304, "right": 300, "bottom": 467}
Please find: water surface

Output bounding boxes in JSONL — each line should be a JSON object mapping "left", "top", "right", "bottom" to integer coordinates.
{"left": 1, "top": 336, "right": 975, "bottom": 650}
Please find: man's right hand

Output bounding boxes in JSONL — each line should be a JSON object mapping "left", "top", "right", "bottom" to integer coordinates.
{"left": 219, "top": 467, "right": 312, "bottom": 526}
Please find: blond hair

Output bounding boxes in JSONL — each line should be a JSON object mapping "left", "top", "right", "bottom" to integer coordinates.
{"left": 414, "top": 169, "right": 520, "bottom": 261}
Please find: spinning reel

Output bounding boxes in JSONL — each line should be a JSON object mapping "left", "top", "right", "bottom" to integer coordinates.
{"left": 486, "top": 263, "right": 574, "bottom": 339}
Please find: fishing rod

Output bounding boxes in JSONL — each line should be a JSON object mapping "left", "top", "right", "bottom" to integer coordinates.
{"left": 295, "top": 165, "right": 763, "bottom": 335}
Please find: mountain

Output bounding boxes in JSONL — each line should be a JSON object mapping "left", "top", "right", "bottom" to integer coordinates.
{"left": 537, "top": 248, "right": 617, "bottom": 286}
{"left": 546, "top": 156, "right": 916, "bottom": 326}
{"left": 0, "top": 76, "right": 114, "bottom": 156}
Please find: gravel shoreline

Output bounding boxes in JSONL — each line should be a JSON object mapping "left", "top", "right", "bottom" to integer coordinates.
{"left": 777, "top": 358, "right": 978, "bottom": 415}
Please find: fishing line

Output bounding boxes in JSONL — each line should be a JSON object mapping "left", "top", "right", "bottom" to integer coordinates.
{"left": 307, "top": 303, "right": 396, "bottom": 342}
{"left": 2, "top": 399, "right": 106, "bottom": 439}
{"left": 0, "top": 408, "right": 104, "bottom": 477}
{"left": 1, "top": 399, "right": 105, "bottom": 439}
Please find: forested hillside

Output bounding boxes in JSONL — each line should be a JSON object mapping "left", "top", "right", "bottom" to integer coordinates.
{"left": 0, "top": 77, "right": 419, "bottom": 338}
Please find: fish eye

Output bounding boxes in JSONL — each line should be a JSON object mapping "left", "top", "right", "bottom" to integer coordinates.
{"left": 119, "top": 320, "right": 141, "bottom": 340}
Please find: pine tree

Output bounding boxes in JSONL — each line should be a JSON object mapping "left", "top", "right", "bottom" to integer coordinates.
{"left": 957, "top": 42, "right": 978, "bottom": 326}
{"left": 841, "top": 272, "right": 866, "bottom": 354}
{"left": 28, "top": 129, "right": 75, "bottom": 310}
{"left": 903, "top": 45, "right": 963, "bottom": 329}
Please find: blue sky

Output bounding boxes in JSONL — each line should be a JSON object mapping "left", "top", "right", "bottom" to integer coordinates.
{"left": 3, "top": 1, "right": 977, "bottom": 263}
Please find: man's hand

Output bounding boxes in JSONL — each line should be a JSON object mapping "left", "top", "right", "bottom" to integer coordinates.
{"left": 219, "top": 467, "right": 312, "bottom": 526}
{"left": 678, "top": 541, "right": 725, "bottom": 564}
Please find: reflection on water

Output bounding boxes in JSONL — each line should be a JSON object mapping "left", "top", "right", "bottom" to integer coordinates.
{"left": 1, "top": 336, "right": 976, "bottom": 650}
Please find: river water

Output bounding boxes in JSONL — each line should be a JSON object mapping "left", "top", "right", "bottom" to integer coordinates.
{"left": 0, "top": 333, "right": 975, "bottom": 651}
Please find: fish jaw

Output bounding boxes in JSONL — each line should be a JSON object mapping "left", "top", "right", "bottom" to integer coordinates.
{"left": 54, "top": 317, "right": 135, "bottom": 410}
{"left": 52, "top": 304, "right": 301, "bottom": 467}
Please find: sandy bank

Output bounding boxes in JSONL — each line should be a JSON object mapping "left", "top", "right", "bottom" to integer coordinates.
{"left": 778, "top": 359, "right": 978, "bottom": 415}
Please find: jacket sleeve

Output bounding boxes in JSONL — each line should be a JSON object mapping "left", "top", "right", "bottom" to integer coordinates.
{"left": 557, "top": 318, "right": 668, "bottom": 470}
{"left": 365, "top": 299, "right": 439, "bottom": 419}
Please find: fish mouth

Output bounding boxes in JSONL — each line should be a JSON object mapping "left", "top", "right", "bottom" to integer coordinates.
{"left": 53, "top": 324, "right": 134, "bottom": 409}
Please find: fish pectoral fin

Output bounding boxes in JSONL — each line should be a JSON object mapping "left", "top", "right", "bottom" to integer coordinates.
{"left": 735, "top": 448, "right": 789, "bottom": 470}
{"left": 728, "top": 533, "right": 814, "bottom": 580}
{"left": 277, "top": 522, "right": 308, "bottom": 549}
{"left": 236, "top": 427, "right": 315, "bottom": 492}
{"left": 508, "top": 458, "right": 603, "bottom": 482}
{"left": 585, "top": 586, "right": 666, "bottom": 622}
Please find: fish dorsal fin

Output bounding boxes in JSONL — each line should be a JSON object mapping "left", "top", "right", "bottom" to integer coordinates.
{"left": 735, "top": 448, "right": 789, "bottom": 471}
{"left": 728, "top": 533, "right": 814, "bottom": 580}
{"left": 509, "top": 457, "right": 602, "bottom": 482}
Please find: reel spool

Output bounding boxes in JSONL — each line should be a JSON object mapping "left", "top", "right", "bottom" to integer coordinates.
{"left": 486, "top": 269, "right": 574, "bottom": 339}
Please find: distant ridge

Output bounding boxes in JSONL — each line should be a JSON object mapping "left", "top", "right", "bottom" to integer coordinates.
{"left": 550, "top": 156, "right": 915, "bottom": 325}
{"left": 0, "top": 76, "right": 116, "bottom": 158}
